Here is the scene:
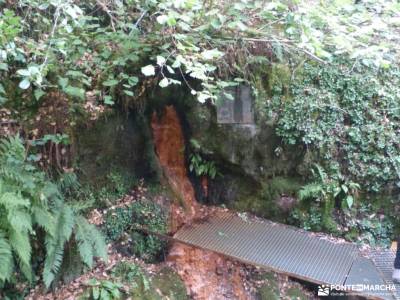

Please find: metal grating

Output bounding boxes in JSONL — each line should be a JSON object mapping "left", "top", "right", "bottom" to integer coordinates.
{"left": 370, "top": 250, "right": 400, "bottom": 300}
{"left": 174, "top": 212, "right": 359, "bottom": 285}
{"left": 345, "top": 256, "right": 394, "bottom": 300}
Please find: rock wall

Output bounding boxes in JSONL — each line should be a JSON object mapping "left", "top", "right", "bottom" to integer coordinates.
{"left": 183, "top": 99, "right": 305, "bottom": 220}
{"left": 73, "top": 111, "right": 160, "bottom": 185}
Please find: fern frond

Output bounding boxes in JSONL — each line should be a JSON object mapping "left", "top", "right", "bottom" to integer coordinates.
{"left": 0, "top": 191, "right": 29, "bottom": 209}
{"left": 298, "top": 183, "right": 324, "bottom": 201}
{"left": 0, "top": 233, "right": 14, "bottom": 282}
{"left": 74, "top": 216, "right": 108, "bottom": 267}
{"left": 43, "top": 204, "right": 74, "bottom": 287}
{"left": 74, "top": 217, "right": 94, "bottom": 267}
{"left": 0, "top": 135, "right": 25, "bottom": 161}
{"left": 7, "top": 209, "right": 32, "bottom": 233}
{"left": 32, "top": 206, "right": 56, "bottom": 236}
{"left": 9, "top": 228, "right": 32, "bottom": 281}
{"left": 89, "top": 225, "right": 107, "bottom": 261}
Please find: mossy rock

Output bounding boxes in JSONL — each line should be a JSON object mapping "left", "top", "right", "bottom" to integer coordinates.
{"left": 130, "top": 267, "right": 188, "bottom": 300}
{"left": 232, "top": 177, "right": 302, "bottom": 220}
{"left": 151, "top": 267, "right": 188, "bottom": 300}
{"left": 74, "top": 112, "right": 159, "bottom": 185}
{"left": 255, "top": 272, "right": 280, "bottom": 300}
{"left": 286, "top": 287, "right": 309, "bottom": 300}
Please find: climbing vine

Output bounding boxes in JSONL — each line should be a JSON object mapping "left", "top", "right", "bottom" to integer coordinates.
{"left": 267, "top": 58, "right": 400, "bottom": 192}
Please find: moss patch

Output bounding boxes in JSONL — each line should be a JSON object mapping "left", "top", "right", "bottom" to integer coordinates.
{"left": 74, "top": 112, "right": 158, "bottom": 185}
{"left": 151, "top": 267, "right": 188, "bottom": 300}
{"left": 130, "top": 267, "right": 188, "bottom": 300}
{"left": 255, "top": 272, "right": 280, "bottom": 300}
{"left": 286, "top": 287, "right": 309, "bottom": 300}
{"left": 232, "top": 177, "right": 302, "bottom": 220}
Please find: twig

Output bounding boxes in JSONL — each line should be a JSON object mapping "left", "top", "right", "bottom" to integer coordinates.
{"left": 133, "top": 10, "right": 148, "bottom": 29}
{"left": 97, "top": 0, "right": 116, "bottom": 32}
{"left": 40, "top": 4, "right": 61, "bottom": 72}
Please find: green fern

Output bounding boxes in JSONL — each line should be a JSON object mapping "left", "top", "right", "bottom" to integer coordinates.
{"left": 0, "top": 233, "right": 13, "bottom": 282}
{"left": 0, "top": 136, "right": 107, "bottom": 289}
{"left": 74, "top": 216, "right": 108, "bottom": 268}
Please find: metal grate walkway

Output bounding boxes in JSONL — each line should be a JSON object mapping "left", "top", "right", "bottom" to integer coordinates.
{"left": 174, "top": 212, "right": 399, "bottom": 299}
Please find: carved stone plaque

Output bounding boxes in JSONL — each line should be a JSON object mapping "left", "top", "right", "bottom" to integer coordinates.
{"left": 216, "top": 85, "right": 254, "bottom": 124}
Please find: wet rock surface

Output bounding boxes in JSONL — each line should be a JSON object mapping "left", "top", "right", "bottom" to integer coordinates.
{"left": 151, "top": 105, "right": 251, "bottom": 299}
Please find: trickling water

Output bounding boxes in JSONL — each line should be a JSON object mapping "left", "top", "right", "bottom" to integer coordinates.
{"left": 151, "top": 105, "right": 251, "bottom": 300}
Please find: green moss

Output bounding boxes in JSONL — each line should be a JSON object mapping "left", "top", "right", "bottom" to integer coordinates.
{"left": 151, "top": 267, "right": 188, "bottom": 300}
{"left": 102, "top": 200, "right": 167, "bottom": 262}
{"left": 74, "top": 112, "right": 158, "bottom": 185}
{"left": 268, "top": 63, "right": 292, "bottom": 97}
{"left": 255, "top": 272, "right": 280, "bottom": 300}
{"left": 286, "top": 287, "right": 309, "bottom": 300}
{"left": 130, "top": 267, "right": 188, "bottom": 300}
{"left": 233, "top": 177, "right": 302, "bottom": 220}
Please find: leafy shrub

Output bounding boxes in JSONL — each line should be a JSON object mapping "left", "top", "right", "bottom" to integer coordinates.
{"left": 289, "top": 205, "right": 323, "bottom": 232}
{"left": 111, "top": 261, "right": 142, "bottom": 282}
{"left": 71, "top": 170, "right": 133, "bottom": 209}
{"left": 290, "top": 198, "right": 394, "bottom": 247}
{"left": 0, "top": 136, "right": 107, "bottom": 289}
{"left": 189, "top": 139, "right": 218, "bottom": 179}
{"left": 111, "top": 262, "right": 150, "bottom": 291}
{"left": 342, "top": 203, "right": 394, "bottom": 247}
{"left": 297, "top": 164, "right": 359, "bottom": 232}
{"left": 103, "top": 201, "right": 167, "bottom": 262}
{"left": 269, "top": 58, "right": 400, "bottom": 192}
{"left": 81, "top": 278, "right": 123, "bottom": 300}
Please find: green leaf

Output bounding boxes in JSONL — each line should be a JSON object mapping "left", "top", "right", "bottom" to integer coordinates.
{"left": 17, "top": 69, "right": 30, "bottom": 76}
{"left": 0, "top": 236, "right": 13, "bottom": 282}
{"left": 201, "top": 49, "right": 224, "bottom": 60}
{"left": 34, "top": 89, "right": 46, "bottom": 100}
{"left": 58, "top": 77, "right": 68, "bottom": 89}
{"left": 346, "top": 195, "right": 353, "bottom": 209}
{"left": 104, "top": 95, "right": 114, "bottom": 105}
{"left": 103, "top": 79, "right": 119, "bottom": 87}
{"left": 156, "top": 56, "right": 166, "bottom": 66}
{"left": 0, "top": 63, "right": 8, "bottom": 71}
{"left": 123, "top": 90, "right": 134, "bottom": 96}
{"left": 159, "top": 78, "right": 169, "bottom": 88}
{"left": 100, "top": 288, "right": 111, "bottom": 300}
{"left": 64, "top": 86, "right": 85, "bottom": 100}
{"left": 156, "top": 15, "right": 168, "bottom": 25}
{"left": 19, "top": 78, "right": 30, "bottom": 90}
{"left": 141, "top": 65, "right": 155, "bottom": 76}
{"left": 92, "top": 287, "right": 100, "bottom": 299}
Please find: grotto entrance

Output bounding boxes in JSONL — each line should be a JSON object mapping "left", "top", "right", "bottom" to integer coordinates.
{"left": 151, "top": 105, "right": 398, "bottom": 300}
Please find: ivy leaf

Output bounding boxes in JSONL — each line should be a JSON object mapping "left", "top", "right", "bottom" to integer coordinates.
{"left": 19, "top": 78, "right": 30, "bottom": 90}
{"left": 141, "top": 65, "right": 155, "bottom": 76}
